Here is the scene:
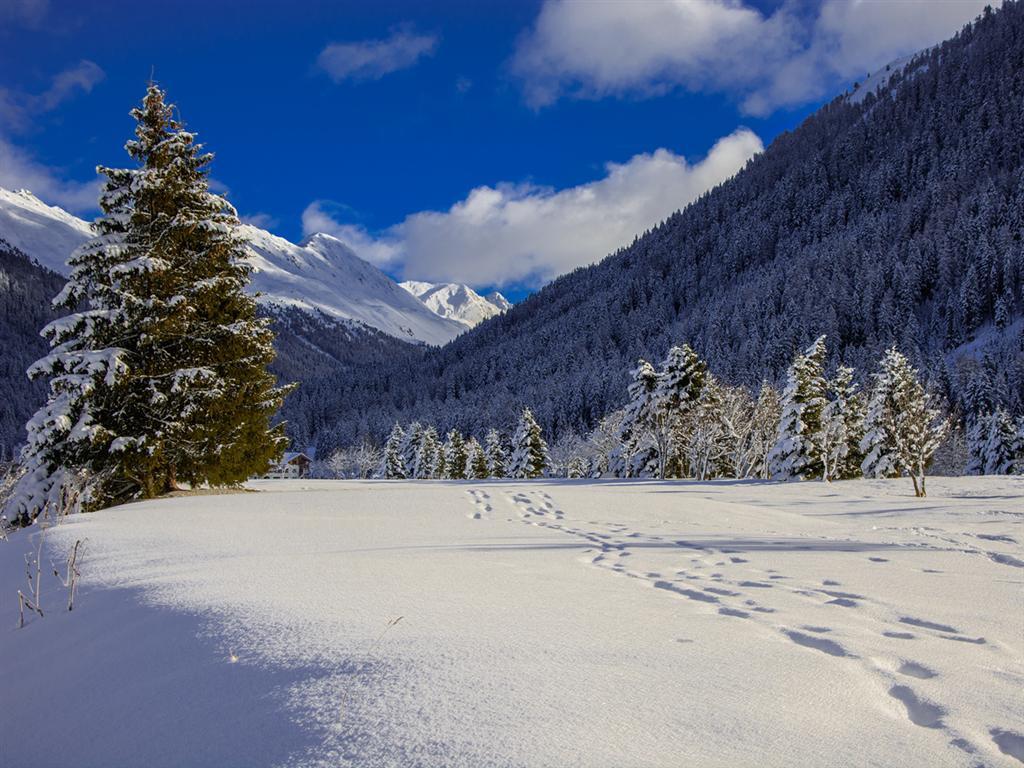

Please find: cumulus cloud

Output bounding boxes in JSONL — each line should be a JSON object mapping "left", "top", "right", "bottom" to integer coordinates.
{"left": 0, "top": 136, "right": 101, "bottom": 212}
{"left": 0, "top": 61, "right": 106, "bottom": 212}
{"left": 512, "top": 0, "right": 993, "bottom": 114}
{"left": 303, "top": 128, "right": 763, "bottom": 287}
{"left": 317, "top": 28, "right": 438, "bottom": 82}
{"left": 302, "top": 201, "right": 403, "bottom": 267}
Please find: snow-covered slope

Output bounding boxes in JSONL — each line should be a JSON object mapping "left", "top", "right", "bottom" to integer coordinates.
{"left": 847, "top": 53, "right": 925, "bottom": 105}
{"left": 3, "top": 477, "right": 1022, "bottom": 766}
{"left": 0, "top": 187, "right": 465, "bottom": 346}
{"left": 400, "top": 280, "right": 510, "bottom": 329}
{"left": 241, "top": 227, "right": 464, "bottom": 345}
{"left": 0, "top": 188, "right": 93, "bottom": 274}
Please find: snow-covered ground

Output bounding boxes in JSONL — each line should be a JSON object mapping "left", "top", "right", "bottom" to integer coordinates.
{"left": 2, "top": 477, "right": 1022, "bottom": 767}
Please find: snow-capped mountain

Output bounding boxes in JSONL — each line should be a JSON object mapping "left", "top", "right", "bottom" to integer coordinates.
{"left": 240, "top": 227, "right": 464, "bottom": 345}
{"left": 0, "top": 188, "right": 94, "bottom": 274}
{"left": 400, "top": 281, "right": 510, "bottom": 329}
{"left": 0, "top": 188, "right": 465, "bottom": 346}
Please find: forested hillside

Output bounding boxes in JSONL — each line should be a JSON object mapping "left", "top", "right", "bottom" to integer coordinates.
{"left": 0, "top": 242, "right": 64, "bottom": 458}
{"left": 300, "top": 3, "right": 1024, "bottom": 455}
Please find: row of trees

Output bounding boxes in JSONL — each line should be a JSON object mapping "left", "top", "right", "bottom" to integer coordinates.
{"left": 600, "top": 337, "right": 953, "bottom": 495}
{"left": 368, "top": 408, "right": 551, "bottom": 480}
{"left": 966, "top": 409, "right": 1024, "bottom": 475}
{"left": 325, "top": 334, "right": 1009, "bottom": 497}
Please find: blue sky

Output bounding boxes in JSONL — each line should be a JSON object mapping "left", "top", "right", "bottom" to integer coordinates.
{"left": 0, "top": 0, "right": 991, "bottom": 300}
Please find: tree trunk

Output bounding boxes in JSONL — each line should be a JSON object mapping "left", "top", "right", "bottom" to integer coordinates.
{"left": 910, "top": 473, "right": 922, "bottom": 498}
{"left": 141, "top": 471, "right": 157, "bottom": 499}
{"left": 164, "top": 465, "right": 180, "bottom": 494}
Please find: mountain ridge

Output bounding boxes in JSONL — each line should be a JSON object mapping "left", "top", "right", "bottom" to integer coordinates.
{"left": 0, "top": 188, "right": 470, "bottom": 346}
{"left": 399, "top": 280, "right": 510, "bottom": 329}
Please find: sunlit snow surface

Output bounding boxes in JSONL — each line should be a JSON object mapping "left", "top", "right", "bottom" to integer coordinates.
{"left": 2, "top": 477, "right": 1022, "bottom": 767}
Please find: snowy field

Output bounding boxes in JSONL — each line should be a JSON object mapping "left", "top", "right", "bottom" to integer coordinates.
{"left": 2, "top": 477, "right": 1022, "bottom": 767}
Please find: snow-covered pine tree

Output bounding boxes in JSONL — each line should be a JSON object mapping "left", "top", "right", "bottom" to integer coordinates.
{"left": 585, "top": 411, "right": 624, "bottom": 477}
{"left": 747, "top": 383, "right": 782, "bottom": 479}
{"left": 509, "top": 407, "right": 550, "bottom": 479}
{"left": 443, "top": 429, "right": 467, "bottom": 479}
{"left": 767, "top": 336, "right": 828, "bottom": 481}
{"left": 1012, "top": 415, "right": 1024, "bottom": 475}
{"left": 401, "top": 422, "right": 423, "bottom": 478}
{"left": 611, "top": 359, "right": 659, "bottom": 477}
{"left": 964, "top": 414, "right": 987, "bottom": 475}
{"left": 466, "top": 437, "right": 488, "bottom": 479}
{"left": 860, "top": 348, "right": 947, "bottom": 496}
{"left": 8, "top": 84, "right": 290, "bottom": 517}
{"left": 819, "top": 366, "right": 865, "bottom": 482}
{"left": 414, "top": 426, "right": 440, "bottom": 479}
{"left": 860, "top": 371, "right": 901, "bottom": 481}
{"left": 376, "top": 423, "right": 405, "bottom": 479}
{"left": 484, "top": 428, "right": 506, "bottom": 478}
{"left": 982, "top": 409, "right": 1016, "bottom": 475}
{"left": 652, "top": 343, "right": 707, "bottom": 478}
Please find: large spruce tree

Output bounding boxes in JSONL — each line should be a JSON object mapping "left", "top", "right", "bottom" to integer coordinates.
{"left": 8, "top": 84, "right": 291, "bottom": 516}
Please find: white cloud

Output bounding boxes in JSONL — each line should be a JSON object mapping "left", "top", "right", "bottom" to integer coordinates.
{"left": 317, "top": 28, "right": 438, "bottom": 82}
{"left": 303, "top": 128, "right": 763, "bottom": 287}
{"left": 301, "top": 202, "right": 402, "bottom": 268}
{"left": 32, "top": 60, "right": 104, "bottom": 113}
{"left": 0, "top": 135, "right": 101, "bottom": 212}
{"left": 512, "top": 0, "right": 993, "bottom": 114}
{"left": 0, "top": 61, "right": 106, "bottom": 213}
{"left": 240, "top": 212, "right": 279, "bottom": 230}
{"left": 1, "top": 59, "right": 105, "bottom": 132}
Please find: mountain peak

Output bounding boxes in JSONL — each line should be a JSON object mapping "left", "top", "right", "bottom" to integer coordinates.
{"left": 399, "top": 280, "right": 511, "bottom": 329}
{"left": 299, "top": 231, "right": 347, "bottom": 248}
{"left": 0, "top": 186, "right": 94, "bottom": 274}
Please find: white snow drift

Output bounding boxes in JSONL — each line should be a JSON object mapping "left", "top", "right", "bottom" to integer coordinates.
{"left": 2, "top": 477, "right": 1021, "bottom": 767}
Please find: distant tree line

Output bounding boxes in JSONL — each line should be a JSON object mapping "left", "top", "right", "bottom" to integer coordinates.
{"left": 323, "top": 336, "right": 1020, "bottom": 496}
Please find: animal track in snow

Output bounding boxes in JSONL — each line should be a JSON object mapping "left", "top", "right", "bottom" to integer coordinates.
{"left": 495, "top": 484, "right": 998, "bottom": 761}
{"left": 899, "top": 616, "right": 959, "bottom": 633}
{"left": 782, "top": 629, "right": 853, "bottom": 658}
{"left": 898, "top": 661, "right": 938, "bottom": 680}
{"left": 718, "top": 607, "right": 750, "bottom": 619}
{"left": 465, "top": 489, "right": 493, "bottom": 519}
{"left": 990, "top": 728, "right": 1024, "bottom": 763}
{"left": 883, "top": 631, "right": 915, "bottom": 640}
{"left": 888, "top": 685, "right": 945, "bottom": 728}
{"left": 827, "top": 598, "right": 859, "bottom": 608}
